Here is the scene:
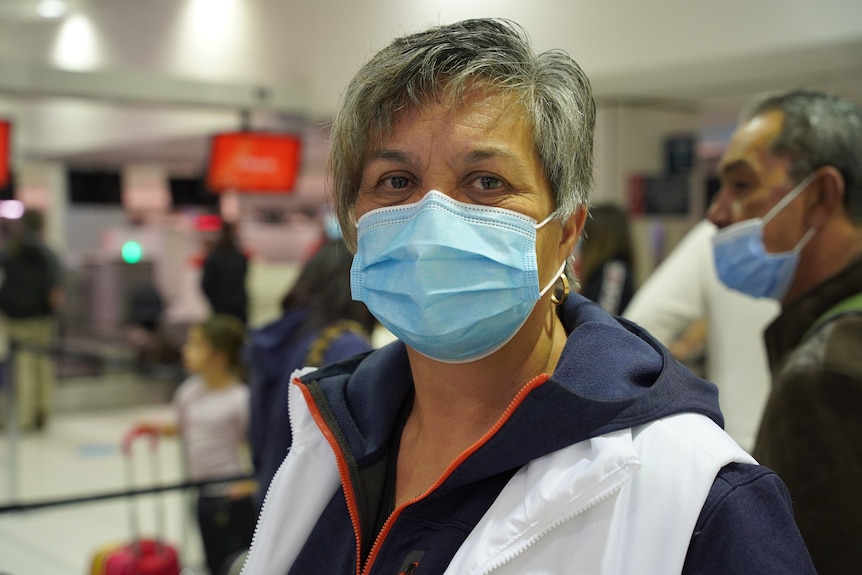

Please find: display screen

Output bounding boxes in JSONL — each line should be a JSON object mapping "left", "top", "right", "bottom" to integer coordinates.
{"left": 68, "top": 169, "right": 122, "bottom": 204}
{"left": 206, "top": 132, "right": 302, "bottom": 193}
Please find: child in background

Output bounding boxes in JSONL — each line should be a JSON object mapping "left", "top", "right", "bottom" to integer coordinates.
{"left": 141, "top": 314, "right": 256, "bottom": 575}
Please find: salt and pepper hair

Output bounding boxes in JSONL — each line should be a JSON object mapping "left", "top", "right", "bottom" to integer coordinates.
{"left": 330, "top": 18, "right": 596, "bottom": 251}
{"left": 741, "top": 90, "right": 862, "bottom": 223}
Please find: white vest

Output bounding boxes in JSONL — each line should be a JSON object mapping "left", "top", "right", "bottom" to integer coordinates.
{"left": 243, "top": 383, "right": 754, "bottom": 575}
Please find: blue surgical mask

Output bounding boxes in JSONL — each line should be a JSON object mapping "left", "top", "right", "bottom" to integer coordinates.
{"left": 712, "top": 173, "right": 816, "bottom": 300}
{"left": 351, "top": 190, "right": 564, "bottom": 363}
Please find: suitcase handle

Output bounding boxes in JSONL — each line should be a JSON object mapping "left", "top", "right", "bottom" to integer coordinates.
{"left": 121, "top": 424, "right": 168, "bottom": 554}
{"left": 122, "top": 424, "right": 160, "bottom": 455}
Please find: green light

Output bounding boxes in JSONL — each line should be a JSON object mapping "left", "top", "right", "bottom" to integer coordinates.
{"left": 122, "top": 240, "right": 143, "bottom": 264}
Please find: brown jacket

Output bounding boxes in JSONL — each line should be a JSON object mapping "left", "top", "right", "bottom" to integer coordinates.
{"left": 755, "top": 256, "right": 862, "bottom": 575}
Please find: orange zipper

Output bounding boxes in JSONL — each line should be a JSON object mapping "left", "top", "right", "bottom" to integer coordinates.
{"left": 360, "top": 373, "right": 550, "bottom": 575}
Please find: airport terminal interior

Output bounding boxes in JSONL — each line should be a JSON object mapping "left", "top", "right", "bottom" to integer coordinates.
{"left": 0, "top": 0, "right": 860, "bottom": 573}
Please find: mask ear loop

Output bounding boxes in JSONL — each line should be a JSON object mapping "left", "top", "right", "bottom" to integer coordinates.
{"left": 535, "top": 213, "right": 569, "bottom": 305}
{"left": 762, "top": 172, "right": 817, "bottom": 225}
{"left": 534, "top": 212, "right": 557, "bottom": 229}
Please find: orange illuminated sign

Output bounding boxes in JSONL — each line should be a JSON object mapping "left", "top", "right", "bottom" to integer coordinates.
{"left": 0, "top": 121, "right": 10, "bottom": 189}
{"left": 206, "top": 132, "right": 301, "bottom": 192}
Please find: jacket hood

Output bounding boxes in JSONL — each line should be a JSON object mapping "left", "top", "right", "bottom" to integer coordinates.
{"left": 299, "top": 294, "right": 723, "bottom": 487}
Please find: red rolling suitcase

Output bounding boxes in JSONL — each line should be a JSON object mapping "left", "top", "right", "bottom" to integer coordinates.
{"left": 92, "top": 539, "right": 180, "bottom": 575}
{"left": 89, "top": 426, "right": 181, "bottom": 575}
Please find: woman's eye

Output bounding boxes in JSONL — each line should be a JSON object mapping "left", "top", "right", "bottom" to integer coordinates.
{"left": 475, "top": 175, "right": 503, "bottom": 190}
{"left": 384, "top": 176, "right": 410, "bottom": 189}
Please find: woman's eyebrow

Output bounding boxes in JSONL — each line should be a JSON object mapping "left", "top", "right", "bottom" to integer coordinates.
{"left": 365, "top": 149, "right": 416, "bottom": 166}
{"left": 363, "top": 146, "right": 528, "bottom": 172}
{"left": 460, "top": 147, "right": 522, "bottom": 165}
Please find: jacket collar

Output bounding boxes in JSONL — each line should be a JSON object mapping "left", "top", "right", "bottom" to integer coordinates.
{"left": 765, "top": 255, "right": 862, "bottom": 370}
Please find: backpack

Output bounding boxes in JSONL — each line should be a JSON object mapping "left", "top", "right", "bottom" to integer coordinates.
{"left": 0, "top": 244, "right": 54, "bottom": 318}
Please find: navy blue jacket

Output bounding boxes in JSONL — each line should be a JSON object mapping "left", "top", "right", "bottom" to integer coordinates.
{"left": 278, "top": 295, "right": 815, "bottom": 574}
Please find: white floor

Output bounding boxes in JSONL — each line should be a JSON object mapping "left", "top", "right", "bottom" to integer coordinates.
{"left": 0, "top": 403, "right": 211, "bottom": 575}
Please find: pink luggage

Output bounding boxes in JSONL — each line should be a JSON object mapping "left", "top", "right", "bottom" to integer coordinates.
{"left": 88, "top": 426, "right": 181, "bottom": 575}
{"left": 91, "top": 539, "right": 180, "bottom": 575}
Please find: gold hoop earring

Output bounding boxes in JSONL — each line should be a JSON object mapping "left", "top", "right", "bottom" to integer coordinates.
{"left": 551, "top": 272, "right": 570, "bottom": 306}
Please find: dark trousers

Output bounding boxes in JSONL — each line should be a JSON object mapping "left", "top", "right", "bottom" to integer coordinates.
{"left": 196, "top": 494, "right": 256, "bottom": 575}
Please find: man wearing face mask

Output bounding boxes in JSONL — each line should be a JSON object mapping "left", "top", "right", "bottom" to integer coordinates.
{"left": 708, "top": 90, "right": 862, "bottom": 575}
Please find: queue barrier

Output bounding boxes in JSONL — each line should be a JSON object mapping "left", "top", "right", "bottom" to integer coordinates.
{"left": 0, "top": 474, "right": 253, "bottom": 515}
{"left": 2, "top": 337, "right": 184, "bottom": 503}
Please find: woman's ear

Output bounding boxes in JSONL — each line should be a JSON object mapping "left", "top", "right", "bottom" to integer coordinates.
{"left": 559, "top": 206, "right": 588, "bottom": 262}
{"left": 808, "top": 167, "right": 846, "bottom": 228}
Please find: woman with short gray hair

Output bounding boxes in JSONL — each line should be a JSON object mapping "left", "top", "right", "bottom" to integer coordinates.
{"left": 242, "top": 18, "right": 814, "bottom": 574}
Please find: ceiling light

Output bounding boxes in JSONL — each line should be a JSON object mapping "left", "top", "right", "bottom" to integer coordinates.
{"left": 37, "top": 0, "right": 68, "bottom": 19}
{"left": 0, "top": 200, "right": 25, "bottom": 220}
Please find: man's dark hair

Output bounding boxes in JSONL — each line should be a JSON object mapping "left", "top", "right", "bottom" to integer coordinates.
{"left": 741, "top": 90, "right": 862, "bottom": 223}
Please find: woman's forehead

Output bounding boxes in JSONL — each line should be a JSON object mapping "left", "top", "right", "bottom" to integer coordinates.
{"left": 365, "top": 90, "right": 531, "bottom": 158}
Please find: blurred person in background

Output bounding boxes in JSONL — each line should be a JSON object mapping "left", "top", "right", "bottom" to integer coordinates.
{"left": 0, "top": 219, "right": 8, "bottom": 389}
{"left": 126, "top": 278, "right": 168, "bottom": 363}
{"left": 202, "top": 221, "right": 249, "bottom": 325}
{"left": 707, "top": 89, "right": 862, "bottom": 575}
{"left": 623, "top": 219, "right": 778, "bottom": 451}
{"left": 577, "top": 203, "right": 636, "bottom": 315}
{"left": 246, "top": 236, "right": 376, "bottom": 504}
{"left": 0, "top": 209, "right": 62, "bottom": 431}
{"left": 242, "top": 18, "right": 814, "bottom": 574}
{"left": 138, "top": 313, "right": 256, "bottom": 575}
